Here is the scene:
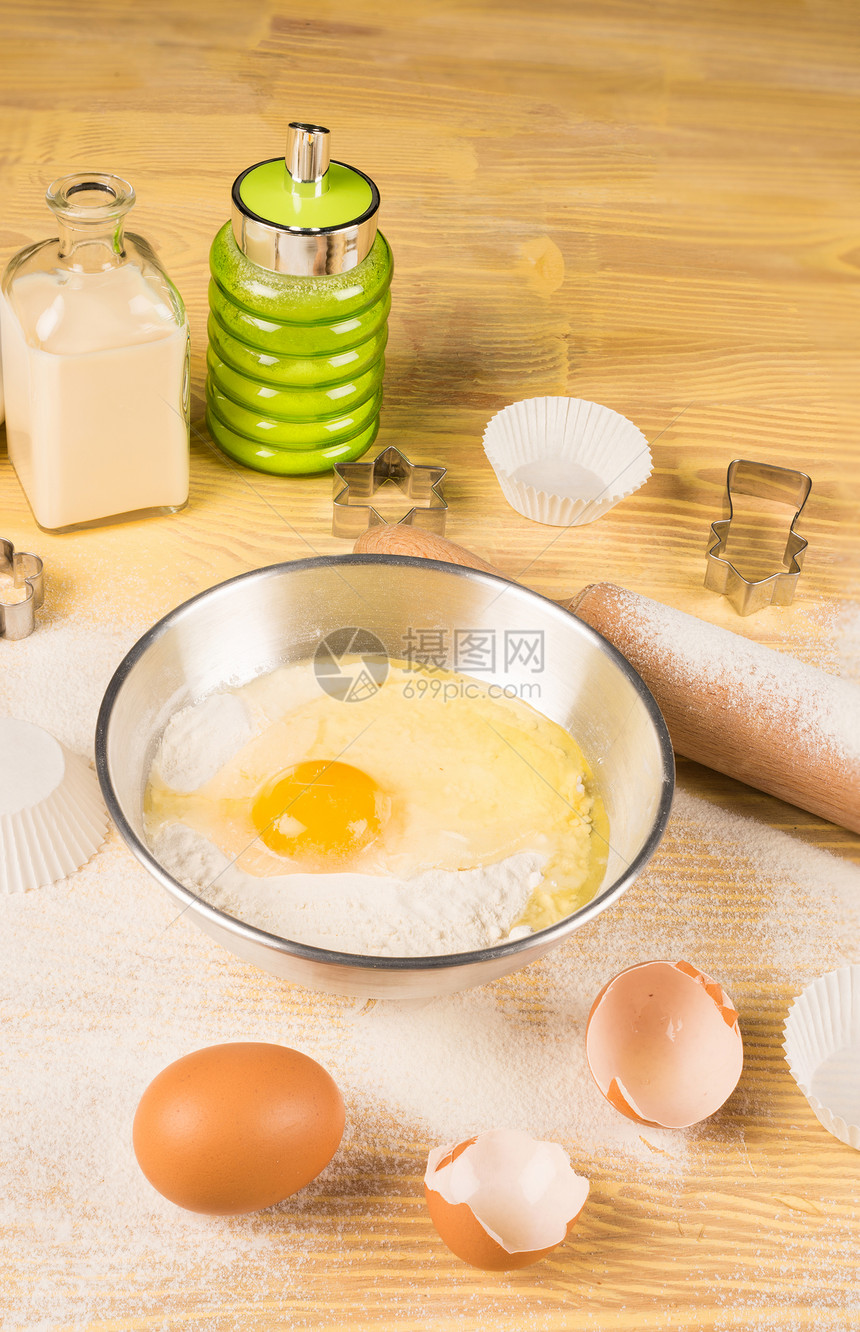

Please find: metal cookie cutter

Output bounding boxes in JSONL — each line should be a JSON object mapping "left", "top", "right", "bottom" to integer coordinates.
{"left": 704, "top": 459, "right": 812, "bottom": 616}
{"left": 332, "top": 445, "right": 448, "bottom": 540}
{"left": 0, "top": 539, "right": 45, "bottom": 641}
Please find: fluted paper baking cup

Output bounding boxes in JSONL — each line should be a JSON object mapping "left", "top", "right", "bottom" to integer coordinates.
{"left": 482, "top": 397, "right": 652, "bottom": 526}
{"left": 0, "top": 718, "right": 109, "bottom": 894}
{"left": 783, "top": 966, "right": 860, "bottom": 1151}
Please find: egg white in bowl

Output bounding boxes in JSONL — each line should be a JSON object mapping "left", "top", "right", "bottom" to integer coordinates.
{"left": 97, "top": 555, "right": 673, "bottom": 998}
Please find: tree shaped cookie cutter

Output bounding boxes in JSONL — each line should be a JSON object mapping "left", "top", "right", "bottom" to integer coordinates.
{"left": 332, "top": 445, "right": 448, "bottom": 540}
{"left": 704, "top": 459, "right": 812, "bottom": 616}
{"left": 0, "top": 539, "right": 45, "bottom": 641}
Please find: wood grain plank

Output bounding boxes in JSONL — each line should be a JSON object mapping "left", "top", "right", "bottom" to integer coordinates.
{"left": 1, "top": 0, "right": 859, "bottom": 1326}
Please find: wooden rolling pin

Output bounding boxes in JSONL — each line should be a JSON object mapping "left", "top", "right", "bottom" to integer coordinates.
{"left": 355, "top": 525, "right": 860, "bottom": 834}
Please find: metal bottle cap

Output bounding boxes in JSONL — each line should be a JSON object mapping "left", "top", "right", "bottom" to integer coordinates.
{"left": 231, "top": 121, "right": 380, "bottom": 277}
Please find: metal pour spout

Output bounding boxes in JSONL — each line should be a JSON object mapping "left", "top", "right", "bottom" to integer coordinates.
{"left": 286, "top": 123, "right": 331, "bottom": 195}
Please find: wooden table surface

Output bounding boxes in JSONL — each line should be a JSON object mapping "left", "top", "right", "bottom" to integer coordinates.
{"left": 1, "top": 1, "right": 859, "bottom": 1328}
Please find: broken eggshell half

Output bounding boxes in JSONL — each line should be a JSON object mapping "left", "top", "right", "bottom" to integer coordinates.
{"left": 423, "top": 1127, "right": 589, "bottom": 1271}
{"left": 585, "top": 959, "right": 743, "bottom": 1130}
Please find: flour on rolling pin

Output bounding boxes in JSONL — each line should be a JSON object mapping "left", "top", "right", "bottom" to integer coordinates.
{"left": 570, "top": 583, "right": 860, "bottom": 832}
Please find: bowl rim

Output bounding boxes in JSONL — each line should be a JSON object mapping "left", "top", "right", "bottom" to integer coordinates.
{"left": 95, "top": 553, "right": 675, "bottom": 973}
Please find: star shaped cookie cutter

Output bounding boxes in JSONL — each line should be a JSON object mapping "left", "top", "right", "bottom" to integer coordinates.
{"left": 0, "top": 538, "right": 45, "bottom": 640}
{"left": 704, "top": 459, "right": 812, "bottom": 616}
{"left": 332, "top": 446, "right": 448, "bottom": 540}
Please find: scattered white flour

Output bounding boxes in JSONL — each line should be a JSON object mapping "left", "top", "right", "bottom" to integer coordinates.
{"left": 2, "top": 592, "right": 860, "bottom": 1327}
{"left": 154, "top": 821, "right": 543, "bottom": 956}
{"left": 831, "top": 603, "right": 860, "bottom": 681}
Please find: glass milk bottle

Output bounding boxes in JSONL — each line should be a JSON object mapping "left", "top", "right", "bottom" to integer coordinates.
{"left": 0, "top": 173, "right": 190, "bottom": 532}
{"left": 207, "top": 122, "right": 392, "bottom": 475}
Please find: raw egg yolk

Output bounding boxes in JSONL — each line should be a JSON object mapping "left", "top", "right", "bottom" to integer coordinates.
{"left": 251, "top": 760, "right": 388, "bottom": 869}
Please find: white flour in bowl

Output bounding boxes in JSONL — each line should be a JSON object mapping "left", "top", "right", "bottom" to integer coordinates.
{"left": 154, "top": 820, "right": 542, "bottom": 956}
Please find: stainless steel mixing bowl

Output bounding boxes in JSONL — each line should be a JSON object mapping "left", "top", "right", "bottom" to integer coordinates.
{"left": 96, "top": 555, "right": 674, "bottom": 998}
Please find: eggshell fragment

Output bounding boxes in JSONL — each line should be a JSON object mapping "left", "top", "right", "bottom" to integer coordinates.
{"left": 133, "top": 1042, "right": 345, "bottom": 1215}
{"left": 424, "top": 1128, "right": 589, "bottom": 1270}
{"left": 585, "top": 959, "right": 743, "bottom": 1129}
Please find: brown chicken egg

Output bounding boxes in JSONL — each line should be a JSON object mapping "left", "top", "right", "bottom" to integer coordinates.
{"left": 132, "top": 1042, "right": 345, "bottom": 1214}
{"left": 585, "top": 959, "right": 744, "bottom": 1129}
{"left": 424, "top": 1128, "right": 589, "bottom": 1270}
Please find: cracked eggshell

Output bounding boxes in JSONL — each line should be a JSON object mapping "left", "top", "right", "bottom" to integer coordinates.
{"left": 423, "top": 1128, "right": 589, "bottom": 1271}
{"left": 585, "top": 959, "right": 743, "bottom": 1129}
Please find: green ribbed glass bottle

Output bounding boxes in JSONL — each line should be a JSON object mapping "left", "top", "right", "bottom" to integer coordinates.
{"left": 206, "top": 123, "right": 392, "bottom": 475}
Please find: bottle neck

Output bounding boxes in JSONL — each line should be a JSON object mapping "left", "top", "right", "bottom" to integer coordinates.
{"left": 56, "top": 216, "right": 127, "bottom": 271}
{"left": 47, "top": 172, "right": 135, "bottom": 273}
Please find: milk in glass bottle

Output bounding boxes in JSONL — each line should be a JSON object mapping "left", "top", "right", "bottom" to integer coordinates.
{"left": 0, "top": 173, "right": 190, "bottom": 531}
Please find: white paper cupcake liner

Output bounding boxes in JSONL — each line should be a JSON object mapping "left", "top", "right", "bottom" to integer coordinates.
{"left": 482, "top": 397, "right": 652, "bottom": 526}
{"left": 783, "top": 965, "right": 860, "bottom": 1151}
{"left": 0, "top": 718, "right": 109, "bottom": 894}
